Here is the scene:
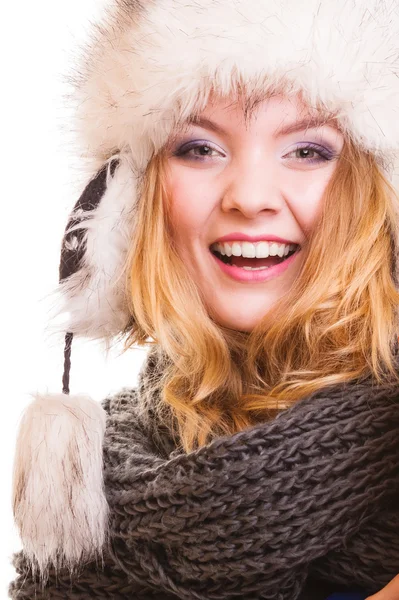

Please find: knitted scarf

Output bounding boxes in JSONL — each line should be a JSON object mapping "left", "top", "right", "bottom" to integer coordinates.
{"left": 9, "top": 346, "right": 399, "bottom": 600}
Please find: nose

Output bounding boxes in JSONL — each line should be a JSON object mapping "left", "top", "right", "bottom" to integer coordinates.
{"left": 221, "top": 155, "right": 284, "bottom": 218}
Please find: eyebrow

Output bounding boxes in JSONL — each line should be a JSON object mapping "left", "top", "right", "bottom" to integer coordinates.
{"left": 186, "top": 116, "right": 228, "bottom": 136}
{"left": 186, "top": 115, "right": 338, "bottom": 137}
{"left": 276, "top": 116, "right": 338, "bottom": 136}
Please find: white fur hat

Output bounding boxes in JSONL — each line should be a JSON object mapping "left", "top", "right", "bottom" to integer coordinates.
{"left": 11, "top": 0, "right": 399, "bottom": 582}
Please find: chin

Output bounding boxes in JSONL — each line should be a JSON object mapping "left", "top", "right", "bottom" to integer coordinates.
{"left": 211, "top": 310, "right": 263, "bottom": 333}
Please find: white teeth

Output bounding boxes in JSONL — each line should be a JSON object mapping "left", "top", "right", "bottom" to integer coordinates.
{"left": 213, "top": 241, "right": 297, "bottom": 259}
{"left": 256, "top": 242, "right": 270, "bottom": 258}
{"left": 242, "top": 266, "right": 270, "bottom": 270}
{"left": 231, "top": 242, "right": 244, "bottom": 257}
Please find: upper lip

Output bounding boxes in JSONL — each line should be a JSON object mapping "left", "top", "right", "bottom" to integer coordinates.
{"left": 210, "top": 233, "right": 300, "bottom": 246}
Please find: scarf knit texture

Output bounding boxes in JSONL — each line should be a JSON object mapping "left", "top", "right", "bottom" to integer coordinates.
{"left": 8, "top": 346, "right": 399, "bottom": 600}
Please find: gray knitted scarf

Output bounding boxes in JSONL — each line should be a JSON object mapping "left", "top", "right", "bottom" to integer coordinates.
{"left": 9, "top": 346, "right": 399, "bottom": 600}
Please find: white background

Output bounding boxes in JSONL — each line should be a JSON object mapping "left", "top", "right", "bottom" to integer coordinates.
{"left": 1, "top": 2, "right": 149, "bottom": 596}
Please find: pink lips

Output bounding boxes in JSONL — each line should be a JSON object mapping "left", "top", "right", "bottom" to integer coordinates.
{"left": 212, "top": 233, "right": 299, "bottom": 245}
{"left": 210, "top": 247, "right": 301, "bottom": 283}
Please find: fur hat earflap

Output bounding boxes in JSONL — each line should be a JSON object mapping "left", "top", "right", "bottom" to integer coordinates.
{"left": 48, "top": 152, "right": 138, "bottom": 341}
{"left": 12, "top": 391, "right": 109, "bottom": 584}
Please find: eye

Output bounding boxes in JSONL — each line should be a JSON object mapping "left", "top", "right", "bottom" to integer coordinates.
{"left": 172, "top": 141, "right": 225, "bottom": 162}
{"left": 284, "top": 143, "right": 337, "bottom": 165}
{"left": 294, "top": 148, "right": 318, "bottom": 159}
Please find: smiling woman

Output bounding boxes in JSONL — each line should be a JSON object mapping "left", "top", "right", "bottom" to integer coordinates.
{"left": 8, "top": 0, "right": 399, "bottom": 599}
{"left": 162, "top": 93, "right": 345, "bottom": 330}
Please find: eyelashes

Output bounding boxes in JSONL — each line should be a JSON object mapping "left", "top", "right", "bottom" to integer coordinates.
{"left": 172, "top": 140, "right": 338, "bottom": 165}
{"left": 173, "top": 142, "right": 224, "bottom": 161}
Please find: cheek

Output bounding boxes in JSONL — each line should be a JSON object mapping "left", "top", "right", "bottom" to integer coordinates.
{"left": 284, "top": 168, "right": 333, "bottom": 230}
{"left": 167, "top": 169, "right": 218, "bottom": 242}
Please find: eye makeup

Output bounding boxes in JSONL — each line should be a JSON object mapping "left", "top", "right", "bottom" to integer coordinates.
{"left": 171, "top": 138, "right": 340, "bottom": 165}
{"left": 285, "top": 142, "right": 339, "bottom": 164}
{"left": 172, "top": 139, "right": 225, "bottom": 161}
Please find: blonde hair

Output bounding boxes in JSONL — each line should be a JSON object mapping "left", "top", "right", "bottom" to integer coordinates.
{"left": 123, "top": 131, "right": 399, "bottom": 453}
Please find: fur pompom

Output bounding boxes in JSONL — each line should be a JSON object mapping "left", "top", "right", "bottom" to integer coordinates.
{"left": 12, "top": 392, "right": 109, "bottom": 584}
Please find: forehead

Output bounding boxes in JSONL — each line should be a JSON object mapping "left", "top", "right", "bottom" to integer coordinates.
{"left": 182, "top": 90, "right": 340, "bottom": 135}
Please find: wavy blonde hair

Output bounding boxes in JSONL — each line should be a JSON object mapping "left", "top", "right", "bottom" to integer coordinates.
{"left": 122, "top": 118, "right": 399, "bottom": 453}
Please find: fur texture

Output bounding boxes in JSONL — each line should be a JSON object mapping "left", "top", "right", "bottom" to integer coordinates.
{"left": 12, "top": 392, "right": 109, "bottom": 583}
{"left": 66, "top": 0, "right": 399, "bottom": 174}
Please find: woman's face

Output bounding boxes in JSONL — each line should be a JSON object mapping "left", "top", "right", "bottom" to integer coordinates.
{"left": 165, "top": 94, "right": 344, "bottom": 332}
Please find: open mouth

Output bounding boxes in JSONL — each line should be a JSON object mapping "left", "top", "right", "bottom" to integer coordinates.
{"left": 209, "top": 245, "right": 300, "bottom": 269}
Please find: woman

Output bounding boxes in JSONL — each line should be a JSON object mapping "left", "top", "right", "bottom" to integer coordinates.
{"left": 8, "top": 0, "right": 399, "bottom": 598}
